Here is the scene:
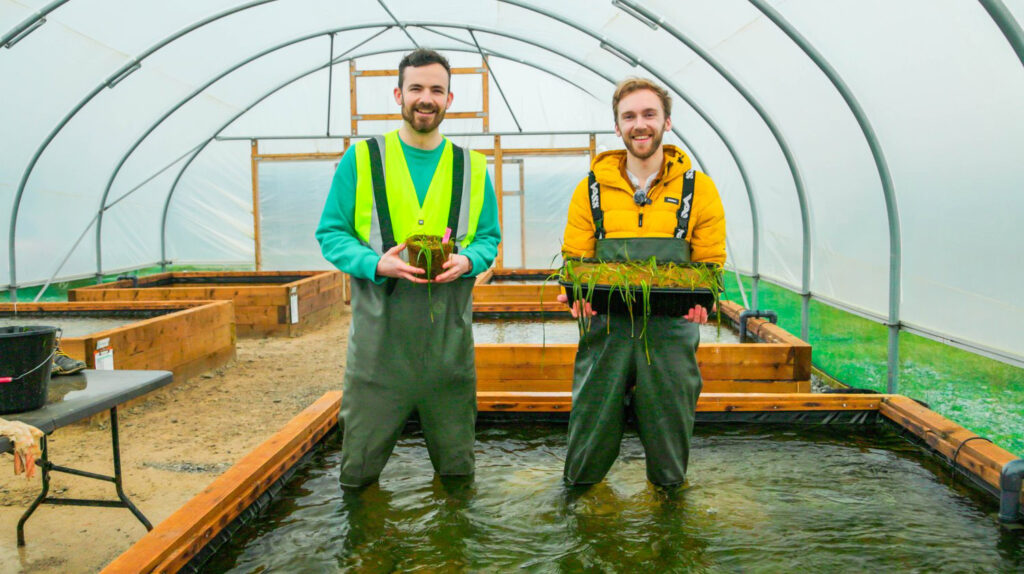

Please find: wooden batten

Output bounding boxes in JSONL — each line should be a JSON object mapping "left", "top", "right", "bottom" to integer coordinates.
{"left": 102, "top": 392, "right": 342, "bottom": 574}
{"left": 474, "top": 268, "right": 495, "bottom": 285}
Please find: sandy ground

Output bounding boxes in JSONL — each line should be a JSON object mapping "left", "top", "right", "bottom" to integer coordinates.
{"left": 0, "top": 309, "right": 352, "bottom": 573}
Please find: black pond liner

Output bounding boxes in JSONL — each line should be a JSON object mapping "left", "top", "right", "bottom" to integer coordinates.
{"left": 0, "top": 325, "right": 57, "bottom": 414}
{"left": 137, "top": 275, "right": 308, "bottom": 287}
{"left": 180, "top": 407, "right": 1017, "bottom": 573}
{"left": 560, "top": 281, "right": 717, "bottom": 316}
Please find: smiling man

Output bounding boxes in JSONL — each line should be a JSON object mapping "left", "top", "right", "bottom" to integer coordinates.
{"left": 316, "top": 49, "right": 501, "bottom": 488}
{"left": 558, "top": 77, "right": 726, "bottom": 488}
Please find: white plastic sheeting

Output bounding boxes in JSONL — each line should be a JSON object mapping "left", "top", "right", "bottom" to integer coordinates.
{"left": 1, "top": 0, "right": 1022, "bottom": 365}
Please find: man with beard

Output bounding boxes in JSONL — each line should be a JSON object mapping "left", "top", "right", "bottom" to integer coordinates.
{"left": 316, "top": 49, "right": 500, "bottom": 488}
{"left": 558, "top": 77, "right": 726, "bottom": 487}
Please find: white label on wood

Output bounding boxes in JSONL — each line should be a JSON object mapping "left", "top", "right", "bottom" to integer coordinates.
{"left": 94, "top": 346, "right": 114, "bottom": 370}
{"left": 290, "top": 287, "right": 299, "bottom": 324}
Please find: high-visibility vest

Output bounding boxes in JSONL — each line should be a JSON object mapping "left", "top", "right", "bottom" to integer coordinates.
{"left": 353, "top": 130, "right": 486, "bottom": 254}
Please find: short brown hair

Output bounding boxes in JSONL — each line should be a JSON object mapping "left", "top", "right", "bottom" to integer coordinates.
{"left": 398, "top": 49, "right": 451, "bottom": 90}
{"left": 612, "top": 77, "right": 672, "bottom": 121}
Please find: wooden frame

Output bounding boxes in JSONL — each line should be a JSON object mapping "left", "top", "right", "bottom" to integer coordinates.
{"left": 68, "top": 271, "right": 344, "bottom": 338}
{"left": 349, "top": 61, "right": 489, "bottom": 135}
{"left": 104, "top": 390, "right": 1024, "bottom": 573}
{"left": 475, "top": 338, "right": 811, "bottom": 395}
{"left": 0, "top": 301, "right": 235, "bottom": 383}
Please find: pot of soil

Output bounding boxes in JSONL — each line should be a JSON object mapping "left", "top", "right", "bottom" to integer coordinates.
{"left": 0, "top": 325, "right": 58, "bottom": 414}
{"left": 406, "top": 234, "right": 455, "bottom": 281}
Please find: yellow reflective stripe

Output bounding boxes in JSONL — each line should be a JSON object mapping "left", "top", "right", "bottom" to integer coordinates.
{"left": 459, "top": 150, "right": 487, "bottom": 249}
{"left": 353, "top": 141, "right": 373, "bottom": 244}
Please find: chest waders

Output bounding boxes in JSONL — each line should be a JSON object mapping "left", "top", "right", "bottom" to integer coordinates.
{"left": 564, "top": 168, "right": 703, "bottom": 487}
{"left": 340, "top": 135, "right": 478, "bottom": 489}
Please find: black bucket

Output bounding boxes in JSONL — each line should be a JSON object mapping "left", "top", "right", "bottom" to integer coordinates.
{"left": 0, "top": 325, "right": 58, "bottom": 414}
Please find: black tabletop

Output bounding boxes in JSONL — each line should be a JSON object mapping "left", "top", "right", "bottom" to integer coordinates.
{"left": 0, "top": 370, "right": 173, "bottom": 454}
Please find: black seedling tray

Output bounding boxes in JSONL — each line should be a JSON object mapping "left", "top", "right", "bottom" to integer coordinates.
{"left": 559, "top": 281, "right": 717, "bottom": 317}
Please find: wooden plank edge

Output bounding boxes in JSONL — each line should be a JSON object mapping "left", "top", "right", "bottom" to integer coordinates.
{"left": 880, "top": 396, "right": 1020, "bottom": 501}
{"left": 477, "top": 392, "right": 889, "bottom": 413}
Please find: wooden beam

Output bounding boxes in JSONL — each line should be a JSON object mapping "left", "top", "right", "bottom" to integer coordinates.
{"left": 481, "top": 56, "right": 490, "bottom": 133}
{"left": 250, "top": 139, "right": 262, "bottom": 271}
{"left": 519, "top": 159, "right": 526, "bottom": 268}
{"left": 349, "top": 60, "right": 358, "bottom": 136}
{"left": 494, "top": 134, "right": 504, "bottom": 269}
{"left": 354, "top": 111, "right": 485, "bottom": 121}
{"left": 352, "top": 66, "right": 485, "bottom": 77}
{"left": 253, "top": 152, "right": 343, "bottom": 162}
{"left": 475, "top": 147, "right": 591, "bottom": 157}
{"left": 589, "top": 133, "right": 596, "bottom": 160}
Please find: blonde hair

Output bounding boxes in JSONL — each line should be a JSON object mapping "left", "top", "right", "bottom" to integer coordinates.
{"left": 612, "top": 77, "right": 672, "bottom": 121}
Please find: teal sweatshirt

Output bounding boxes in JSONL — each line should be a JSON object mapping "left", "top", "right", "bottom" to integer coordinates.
{"left": 316, "top": 137, "right": 501, "bottom": 282}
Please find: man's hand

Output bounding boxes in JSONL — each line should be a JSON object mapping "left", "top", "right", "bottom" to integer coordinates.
{"left": 556, "top": 293, "right": 597, "bottom": 319}
{"left": 684, "top": 304, "right": 710, "bottom": 324}
{"left": 432, "top": 254, "right": 472, "bottom": 283}
{"left": 375, "top": 243, "right": 428, "bottom": 283}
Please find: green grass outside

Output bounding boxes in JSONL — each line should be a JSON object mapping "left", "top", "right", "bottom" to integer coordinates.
{"left": 724, "top": 274, "right": 1024, "bottom": 457}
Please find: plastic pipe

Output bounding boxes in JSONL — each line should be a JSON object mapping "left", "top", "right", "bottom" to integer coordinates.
{"left": 738, "top": 309, "right": 778, "bottom": 342}
{"left": 999, "top": 459, "right": 1024, "bottom": 524}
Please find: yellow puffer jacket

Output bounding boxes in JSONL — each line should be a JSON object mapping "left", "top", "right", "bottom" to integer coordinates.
{"left": 562, "top": 146, "right": 726, "bottom": 265}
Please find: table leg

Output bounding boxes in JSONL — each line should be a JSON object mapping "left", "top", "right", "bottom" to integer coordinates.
{"left": 16, "top": 435, "right": 50, "bottom": 546}
{"left": 110, "top": 407, "right": 152, "bottom": 530}
{"left": 14, "top": 406, "right": 153, "bottom": 546}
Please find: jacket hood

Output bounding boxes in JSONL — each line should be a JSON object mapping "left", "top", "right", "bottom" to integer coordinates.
{"left": 590, "top": 145, "right": 693, "bottom": 190}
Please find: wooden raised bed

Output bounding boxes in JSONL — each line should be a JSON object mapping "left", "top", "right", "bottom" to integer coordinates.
{"left": 104, "top": 391, "right": 1024, "bottom": 573}
{"left": 473, "top": 299, "right": 812, "bottom": 394}
{"left": 69, "top": 271, "right": 344, "bottom": 337}
{"left": 473, "top": 268, "right": 565, "bottom": 314}
{"left": 0, "top": 301, "right": 235, "bottom": 383}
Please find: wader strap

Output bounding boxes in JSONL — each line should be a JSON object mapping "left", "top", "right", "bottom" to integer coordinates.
{"left": 447, "top": 143, "right": 467, "bottom": 252}
{"left": 674, "top": 169, "right": 696, "bottom": 240}
{"left": 588, "top": 171, "right": 606, "bottom": 239}
{"left": 366, "top": 136, "right": 395, "bottom": 253}
{"left": 366, "top": 136, "right": 398, "bottom": 295}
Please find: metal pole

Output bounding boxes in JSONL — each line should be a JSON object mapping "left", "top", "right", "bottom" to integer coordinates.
{"left": 750, "top": 0, "right": 903, "bottom": 390}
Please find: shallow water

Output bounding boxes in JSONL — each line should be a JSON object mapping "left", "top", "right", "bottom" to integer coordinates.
{"left": 203, "top": 424, "right": 1024, "bottom": 572}
{"left": 0, "top": 315, "right": 153, "bottom": 338}
{"left": 472, "top": 317, "right": 741, "bottom": 344}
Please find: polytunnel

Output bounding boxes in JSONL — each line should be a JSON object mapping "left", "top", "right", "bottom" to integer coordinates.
{"left": 3, "top": 0, "right": 1023, "bottom": 429}
{"left": 2, "top": 0, "right": 1024, "bottom": 569}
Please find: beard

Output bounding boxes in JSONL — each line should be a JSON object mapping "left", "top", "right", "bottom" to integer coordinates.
{"left": 401, "top": 98, "right": 447, "bottom": 134}
{"left": 621, "top": 123, "right": 666, "bottom": 160}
